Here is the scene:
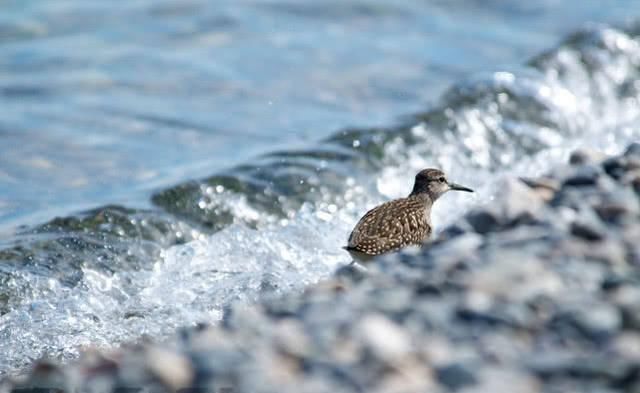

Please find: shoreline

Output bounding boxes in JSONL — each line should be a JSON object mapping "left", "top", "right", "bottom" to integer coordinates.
{"left": 4, "top": 142, "right": 640, "bottom": 393}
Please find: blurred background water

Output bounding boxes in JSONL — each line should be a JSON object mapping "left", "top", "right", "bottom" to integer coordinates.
{"left": 1, "top": 0, "right": 636, "bottom": 232}
{"left": 1, "top": 0, "right": 640, "bottom": 377}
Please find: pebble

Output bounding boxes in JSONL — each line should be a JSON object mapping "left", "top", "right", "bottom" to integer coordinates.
{"left": 144, "top": 347, "right": 193, "bottom": 391}
{"left": 466, "top": 252, "right": 563, "bottom": 302}
{"left": 465, "top": 369, "right": 539, "bottom": 393}
{"left": 499, "top": 178, "right": 545, "bottom": 223}
{"left": 520, "top": 176, "right": 559, "bottom": 201}
{"left": 435, "top": 363, "right": 477, "bottom": 391}
{"left": 563, "top": 164, "right": 602, "bottom": 186}
{"left": 611, "top": 332, "right": 640, "bottom": 362}
{"left": 272, "top": 318, "right": 312, "bottom": 357}
{"left": 357, "top": 314, "right": 412, "bottom": 363}
{"left": 567, "top": 303, "right": 622, "bottom": 341}
{"left": 624, "top": 142, "right": 640, "bottom": 158}
{"left": 465, "top": 209, "right": 500, "bottom": 234}
{"left": 569, "top": 148, "right": 605, "bottom": 165}
{"left": 570, "top": 208, "right": 607, "bottom": 240}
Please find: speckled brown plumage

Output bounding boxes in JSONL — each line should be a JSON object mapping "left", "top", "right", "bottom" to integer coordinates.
{"left": 346, "top": 195, "right": 432, "bottom": 256}
{"left": 345, "top": 168, "right": 473, "bottom": 262}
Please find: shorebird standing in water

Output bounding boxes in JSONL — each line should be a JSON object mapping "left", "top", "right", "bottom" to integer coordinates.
{"left": 344, "top": 168, "right": 473, "bottom": 263}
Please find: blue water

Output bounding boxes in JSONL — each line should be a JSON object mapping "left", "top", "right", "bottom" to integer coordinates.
{"left": 0, "top": 0, "right": 636, "bottom": 233}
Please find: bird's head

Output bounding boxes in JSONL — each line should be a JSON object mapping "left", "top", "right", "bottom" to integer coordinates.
{"left": 410, "top": 168, "right": 473, "bottom": 200}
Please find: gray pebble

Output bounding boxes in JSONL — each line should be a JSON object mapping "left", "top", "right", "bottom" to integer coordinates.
{"left": 466, "top": 209, "right": 501, "bottom": 234}
{"left": 563, "top": 164, "right": 602, "bottom": 186}
{"left": 569, "top": 148, "right": 605, "bottom": 165}
{"left": 570, "top": 208, "right": 607, "bottom": 240}
{"left": 436, "top": 363, "right": 477, "bottom": 391}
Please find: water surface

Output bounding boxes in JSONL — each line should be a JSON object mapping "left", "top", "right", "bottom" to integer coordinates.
{"left": 1, "top": 0, "right": 636, "bottom": 230}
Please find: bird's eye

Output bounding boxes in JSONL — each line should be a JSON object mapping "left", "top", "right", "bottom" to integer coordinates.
{"left": 438, "top": 177, "right": 445, "bottom": 183}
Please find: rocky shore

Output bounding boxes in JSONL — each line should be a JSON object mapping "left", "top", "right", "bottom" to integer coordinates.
{"left": 3, "top": 143, "right": 640, "bottom": 393}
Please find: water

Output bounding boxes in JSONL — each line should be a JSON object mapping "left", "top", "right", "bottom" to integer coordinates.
{"left": 1, "top": 0, "right": 640, "bottom": 376}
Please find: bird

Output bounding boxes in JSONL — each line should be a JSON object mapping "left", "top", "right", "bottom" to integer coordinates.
{"left": 344, "top": 168, "right": 473, "bottom": 263}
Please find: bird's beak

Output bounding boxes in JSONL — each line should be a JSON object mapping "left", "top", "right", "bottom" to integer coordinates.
{"left": 449, "top": 182, "right": 474, "bottom": 192}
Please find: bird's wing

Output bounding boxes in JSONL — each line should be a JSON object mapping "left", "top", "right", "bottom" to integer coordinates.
{"left": 347, "top": 198, "right": 428, "bottom": 255}
{"left": 348, "top": 201, "right": 392, "bottom": 242}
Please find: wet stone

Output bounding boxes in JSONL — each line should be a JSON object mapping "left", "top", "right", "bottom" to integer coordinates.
{"left": 569, "top": 148, "right": 605, "bottom": 165}
{"left": 600, "top": 274, "right": 632, "bottom": 292}
{"left": 372, "top": 286, "right": 413, "bottom": 315}
{"left": 581, "top": 238, "right": 627, "bottom": 267}
{"left": 570, "top": 208, "right": 607, "bottom": 241}
{"left": 273, "top": 319, "right": 312, "bottom": 358}
{"left": 467, "top": 368, "right": 539, "bottom": 393}
{"left": 421, "top": 233, "right": 482, "bottom": 269}
{"left": 357, "top": 314, "right": 412, "bottom": 363}
{"left": 466, "top": 252, "right": 563, "bottom": 302}
{"left": 520, "top": 176, "right": 560, "bottom": 202}
{"left": 438, "top": 221, "right": 474, "bottom": 239}
{"left": 613, "top": 286, "right": 640, "bottom": 330}
{"left": 466, "top": 209, "right": 501, "bottom": 234}
{"left": 520, "top": 177, "right": 560, "bottom": 191}
{"left": 624, "top": 142, "right": 640, "bottom": 158}
{"left": 551, "top": 303, "right": 622, "bottom": 342}
{"left": 603, "top": 157, "right": 628, "bottom": 179}
{"left": 334, "top": 263, "right": 369, "bottom": 283}
{"left": 626, "top": 156, "right": 640, "bottom": 171}
{"left": 456, "top": 302, "right": 530, "bottom": 329}
{"left": 622, "top": 170, "right": 640, "bottom": 194}
{"left": 262, "top": 296, "right": 304, "bottom": 319}
{"left": 144, "top": 347, "right": 194, "bottom": 391}
{"left": 601, "top": 155, "right": 640, "bottom": 180}
{"left": 563, "top": 164, "right": 602, "bottom": 186}
{"left": 528, "top": 353, "right": 631, "bottom": 382}
{"left": 435, "top": 363, "right": 477, "bottom": 391}
{"left": 611, "top": 332, "right": 640, "bottom": 363}
{"left": 499, "top": 178, "right": 545, "bottom": 224}
{"left": 594, "top": 189, "right": 639, "bottom": 222}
